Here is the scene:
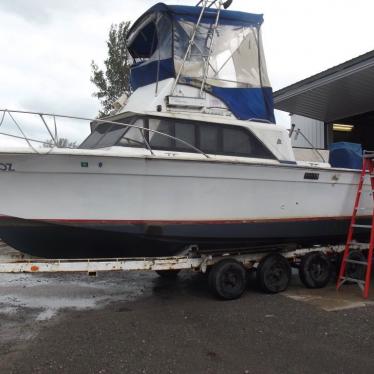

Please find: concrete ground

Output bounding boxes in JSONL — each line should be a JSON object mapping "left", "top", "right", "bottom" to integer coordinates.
{"left": 1, "top": 246, "right": 374, "bottom": 374}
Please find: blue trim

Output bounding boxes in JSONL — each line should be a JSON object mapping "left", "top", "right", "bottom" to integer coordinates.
{"left": 146, "top": 3, "right": 263, "bottom": 27}
{"left": 130, "top": 58, "right": 174, "bottom": 90}
{"left": 128, "top": 2, "right": 263, "bottom": 44}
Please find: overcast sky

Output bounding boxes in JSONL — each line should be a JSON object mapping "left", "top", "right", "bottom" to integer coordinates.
{"left": 0, "top": 0, "right": 373, "bottom": 144}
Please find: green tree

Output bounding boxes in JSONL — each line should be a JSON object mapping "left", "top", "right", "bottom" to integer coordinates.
{"left": 91, "top": 21, "right": 132, "bottom": 117}
{"left": 43, "top": 138, "right": 77, "bottom": 148}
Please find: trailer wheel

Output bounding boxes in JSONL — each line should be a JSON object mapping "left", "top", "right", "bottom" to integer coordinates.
{"left": 155, "top": 269, "right": 180, "bottom": 278}
{"left": 257, "top": 254, "right": 291, "bottom": 294}
{"left": 208, "top": 259, "right": 247, "bottom": 300}
{"left": 299, "top": 252, "right": 332, "bottom": 288}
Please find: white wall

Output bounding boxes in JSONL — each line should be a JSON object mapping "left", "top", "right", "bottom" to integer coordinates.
{"left": 290, "top": 114, "right": 325, "bottom": 149}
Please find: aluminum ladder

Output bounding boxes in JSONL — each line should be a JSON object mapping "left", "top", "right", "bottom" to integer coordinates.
{"left": 337, "top": 152, "right": 374, "bottom": 298}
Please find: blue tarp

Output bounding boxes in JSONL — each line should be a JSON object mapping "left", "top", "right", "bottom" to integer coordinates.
{"left": 329, "top": 142, "right": 363, "bottom": 169}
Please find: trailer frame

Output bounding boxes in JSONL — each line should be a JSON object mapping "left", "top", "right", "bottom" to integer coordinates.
{"left": 0, "top": 243, "right": 369, "bottom": 300}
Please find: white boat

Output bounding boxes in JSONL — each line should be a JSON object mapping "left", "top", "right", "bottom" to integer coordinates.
{"left": 0, "top": 1, "right": 372, "bottom": 258}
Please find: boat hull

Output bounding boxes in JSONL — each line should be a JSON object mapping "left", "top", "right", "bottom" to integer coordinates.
{"left": 0, "top": 215, "right": 370, "bottom": 258}
{"left": 0, "top": 151, "right": 371, "bottom": 258}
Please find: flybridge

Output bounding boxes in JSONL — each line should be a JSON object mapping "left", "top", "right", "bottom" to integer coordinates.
{"left": 127, "top": 1, "right": 275, "bottom": 123}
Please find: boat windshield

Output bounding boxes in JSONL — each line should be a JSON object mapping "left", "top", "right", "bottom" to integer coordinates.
{"left": 79, "top": 117, "right": 140, "bottom": 149}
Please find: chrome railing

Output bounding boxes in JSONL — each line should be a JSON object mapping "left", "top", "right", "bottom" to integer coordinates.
{"left": 0, "top": 109, "right": 209, "bottom": 158}
{"left": 289, "top": 123, "right": 326, "bottom": 163}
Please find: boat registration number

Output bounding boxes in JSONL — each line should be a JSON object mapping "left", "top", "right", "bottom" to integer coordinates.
{"left": 0, "top": 163, "right": 15, "bottom": 172}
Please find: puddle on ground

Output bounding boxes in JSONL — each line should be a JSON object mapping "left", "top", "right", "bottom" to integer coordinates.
{"left": 283, "top": 283, "right": 374, "bottom": 311}
{"left": 0, "top": 271, "right": 157, "bottom": 356}
{"left": 0, "top": 272, "right": 154, "bottom": 320}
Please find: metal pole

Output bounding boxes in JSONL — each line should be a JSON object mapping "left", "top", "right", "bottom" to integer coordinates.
{"left": 171, "top": 0, "right": 209, "bottom": 96}
{"left": 0, "top": 109, "right": 210, "bottom": 158}
{"left": 199, "top": 0, "right": 223, "bottom": 96}
{"left": 39, "top": 114, "right": 58, "bottom": 147}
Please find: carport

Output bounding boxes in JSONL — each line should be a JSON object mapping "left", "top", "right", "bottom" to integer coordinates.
{"left": 273, "top": 50, "right": 374, "bottom": 151}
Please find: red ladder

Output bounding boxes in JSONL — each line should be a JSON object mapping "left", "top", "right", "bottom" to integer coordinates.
{"left": 337, "top": 151, "right": 374, "bottom": 298}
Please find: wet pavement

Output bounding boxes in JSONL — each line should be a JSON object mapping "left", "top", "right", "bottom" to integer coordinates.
{"left": 1, "top": 248, "right": 374, "bottom": 373}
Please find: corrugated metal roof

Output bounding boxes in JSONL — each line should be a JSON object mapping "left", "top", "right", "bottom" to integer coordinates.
{"left": 273, "top": 50, "right": 374, "bottom": 122}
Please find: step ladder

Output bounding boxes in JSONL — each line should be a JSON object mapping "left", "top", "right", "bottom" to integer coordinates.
{"left": 337, "top": 151, "right": 374, "bottom": 298}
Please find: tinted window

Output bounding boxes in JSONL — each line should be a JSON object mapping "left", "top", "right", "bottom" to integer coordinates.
{"left": 199, "top": 125, "right": 219, "bottom": 154}
{"left": 149, "top": 119, "right": 173, "bottom": 148}
{"left": 175, "top": 122, "right": 196, "bottom": 151}
{"left": 79, "top": 117, "right": 134, "bottom": 149}
{"left": 80, "top": 123, "right": 110, "bottom": 149}
{"left": 222, "top": 127, "right": 251, "bottom": 155}
{"left": 97, "top": 125, "right": 128, "bottom": 148}
{"left": 80, "top": 124, "right": 128, "bottom": 149}
{"left": 81, "top": 116, "right": 275, "bottom": 160}
{"left": 117, "top": 119, "right": 145, "bottom": 147}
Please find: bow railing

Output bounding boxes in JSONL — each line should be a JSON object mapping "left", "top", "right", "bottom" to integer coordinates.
{"left": 0, "top": 109, "right": 209, "bottom": 158}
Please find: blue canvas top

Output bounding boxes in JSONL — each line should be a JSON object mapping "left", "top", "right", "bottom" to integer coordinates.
{"left": 127, "top": 3, "right": 274, "bottom": 123}
{"left": 149, "top": 3, "right": 263, "bottom": 26}
{"left": 129, "top": 3, "right": 263, "bottom": 54}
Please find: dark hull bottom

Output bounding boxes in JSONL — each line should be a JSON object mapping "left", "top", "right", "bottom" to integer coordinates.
{"left": 0, "top": 216, "right": 370, "bottom": 259}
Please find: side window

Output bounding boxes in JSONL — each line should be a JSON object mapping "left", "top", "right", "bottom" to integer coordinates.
{"left": 80, "top": 123, "right": 128, "bottom": 149}
{"left": 117, "top": 119, "right": 145, "bottom": 147}
{"left": 222, "top": 127, "right": 251, "bottom": 155}
{"left": 221, "top": 126, "right": 275, "bottom": 159}
{"left": 149, "top": 118, "right": 174, "bottom": 148}
{"left": 174, "top": 122, "right": 196, "bottom": 151}
{"left": 80, "top": 117, "right": 136, "bottom": 149}
{"left": 80, "top": 123, "right": 110, "bottom": 149}
{"left": 199, "top": 124, "right": 220, "bottom": 154}
{"left": 97, "top": 125, "right": 128, "bottom": 148}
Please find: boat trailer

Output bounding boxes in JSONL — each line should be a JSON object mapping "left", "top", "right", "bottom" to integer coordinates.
{"left": 0, "top": 244, "right": 369, "bottom": 300}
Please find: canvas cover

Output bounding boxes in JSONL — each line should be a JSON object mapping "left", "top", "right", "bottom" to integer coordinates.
{"left": 128, "top": 3, "right": 275, "bottom": 123}
{"left": 329, "top": 142, "right": 363, "bottom": 169}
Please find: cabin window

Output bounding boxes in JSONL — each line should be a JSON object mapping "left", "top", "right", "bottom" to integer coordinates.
{"left": 80, "top": 118, "right": 145, "bottom": 149}
{"left": 79, "top": 123, "right": 109, "bottom": 149}
{"left": 174, "top": 122, "right": 196, "bottom": 151}
{"left": 80, "top": 116, "right": 275, "bottom": 160}
{"left": 200, "top": 125, "right": 220, "bottom": 154}
{"left": 117, "top": 119, "right": 145, "bottom": 147}
{"left": 149, "top": 118, "right": 174, "bottom": 148}
{"left": 222, "top": 127, "right": 252, "bottom": 156}
{"left": 80, "top": 123, "right": 128, "bottom": 149}
{"left": 145, "top": 117, "right": 275, "bottom": 159}
{"left": 97, "top": 125, "right": 129, "bottom": 148}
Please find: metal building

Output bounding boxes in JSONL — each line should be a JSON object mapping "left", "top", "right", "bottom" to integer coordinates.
{"left": 289, "top": 114, "right": 325, "bottom": 149}
{"left": 273, "top": 50, "right": 374, "bottom": 151}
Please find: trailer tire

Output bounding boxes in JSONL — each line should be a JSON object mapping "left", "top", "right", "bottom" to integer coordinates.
{"left": 155, "top": 269, "right": 180, "bottom": 278}
{"left": 299, "top": 252, "right": 332, "bottom": 289}
{"left": 208, "top": 259, "right": 247, "bottom": 300}
{"left": 257, "top": 254, "right": 291, "bottom": 294}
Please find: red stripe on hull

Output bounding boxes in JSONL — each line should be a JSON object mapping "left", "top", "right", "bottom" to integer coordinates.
{"left": 0, "top": 215, "right": 370, "bottom": 225}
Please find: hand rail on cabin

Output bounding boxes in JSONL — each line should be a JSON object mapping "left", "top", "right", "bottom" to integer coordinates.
{"left": 291, "top": 126, "right": 326, "bottom": 163}
{"left": 0, "top": 109, "right": 210, "bottom": 158}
